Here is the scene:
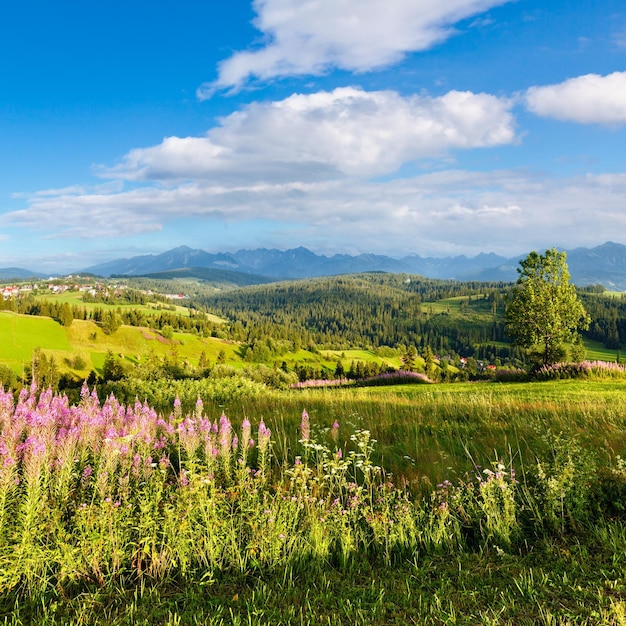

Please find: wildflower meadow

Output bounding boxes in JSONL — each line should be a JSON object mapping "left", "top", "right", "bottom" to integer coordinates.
{"left": 1, "top": 382, "right": 625, "bottom": 625}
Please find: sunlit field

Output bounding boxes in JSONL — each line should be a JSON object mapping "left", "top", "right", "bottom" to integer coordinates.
{"left": 1, "top": 379, "right": 625, "bottom": 625}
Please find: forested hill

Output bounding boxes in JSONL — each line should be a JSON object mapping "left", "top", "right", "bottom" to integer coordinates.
{"left": 198, "top": 273, "right": 518, "bottom": 358}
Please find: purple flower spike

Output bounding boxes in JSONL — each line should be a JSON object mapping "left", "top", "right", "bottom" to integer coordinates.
{"left": 300, "top": 410, "right": 310, "bottom": 442}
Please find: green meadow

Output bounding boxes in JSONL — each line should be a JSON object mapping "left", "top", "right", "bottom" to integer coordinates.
{"left": 225, "top": 380, "right": 626, "bottom": 490}
{"left": 0, "top": 311, "right": 398, "bottom": 378}
{"left": 1, "top": 380, "right": 626, "bottom": 625}
{"left": 0, "top": 312, "right": 71, "bottom": 371}
{"left": 581, "top": 338, "right": 621, "bottom": 362}
{"left": 0, "top": 311, "right": 237, "bottom": 376}
{"left": 35, "top": 291, "right": 194, "bottom": 317}
{"left": 2, "top": 294, "right": 626, "bottom": 624}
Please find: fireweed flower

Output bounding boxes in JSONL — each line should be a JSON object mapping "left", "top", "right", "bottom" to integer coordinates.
{"left": 194, "top": 396, "right": 204, "bottom": 419}
{"left": 0, "top": 386, "right": 15, "bottom": 419}
{"left": 179, "top": 469, "right": 189, "bottom": 487}
{"left": 173, "top": 396, "right": 182, "bottom": 420}
{"left": 300, "top": 410, "right": 310, "bottom": 442}
{"left": 258, "top": 421, "right": 271, "bottom": 455}
{"left": 219, "top": 413, "right": 232, "bottom": 456}
{"left": 178, "top": 417, "right": 200, "bottom": 459}
{"left": 241, "top": 418, "right": 251, "bottom": 448}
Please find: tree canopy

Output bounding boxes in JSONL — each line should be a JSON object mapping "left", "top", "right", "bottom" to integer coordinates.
{"left": 505, "top": 248, "right": 590, "bottom": 366}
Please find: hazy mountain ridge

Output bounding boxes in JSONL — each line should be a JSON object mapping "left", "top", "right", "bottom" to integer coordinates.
{"left": 83, "top": 245, "right": 514, "bottom": 281}
{"left": 3, "top": 242, "right": 626, "bottom": 289}
{"left": 0, "top": 268, "right": 45, "bottom": 280}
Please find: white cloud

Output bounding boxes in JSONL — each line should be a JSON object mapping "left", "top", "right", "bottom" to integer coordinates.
{"left": 7, "top": 84, "right": 626, "bottom": 259}
{"left": 7, "top": 168, "right": 626, "bottom": 259}
{"left": 105, "top": 87, "right": 515, "bottom": 182}
{"left": 525, "top": 72, "right": 626, "bottom": 125}
{"left": 199, "top": 0, "right": 511, "bottom": 95}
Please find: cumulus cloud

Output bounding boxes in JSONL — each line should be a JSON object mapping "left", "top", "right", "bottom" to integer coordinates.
{"left": 525, "top": 72, "right": 626, "bottom": 125}
{"left": 7, "top": 84, "right": 626, "bottom": 259}
{"left": 105, "top": 87, "right": 515, "bottom": 182}
{"left": 199, "top": 0, "right": 511, "bottom": 95}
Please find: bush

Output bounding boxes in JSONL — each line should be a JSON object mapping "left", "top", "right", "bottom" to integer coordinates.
{"left": 0, "top": 364, "right": 20, "bottom": 391}
{"left": 493, "top": 368, "right": 528, "bottom": 383}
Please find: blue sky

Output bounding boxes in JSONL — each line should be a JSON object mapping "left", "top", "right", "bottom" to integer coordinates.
{"left": 1, "top": 0, "right": 625, "bottom": 273}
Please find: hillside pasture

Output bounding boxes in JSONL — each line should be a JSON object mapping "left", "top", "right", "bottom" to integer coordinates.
{"left": 321, "top": 348, "right": 403, "bottom": 370}
{"left": 0, "top": 313, "right": 241, "bottom": 376}
{"left": 421, "top": 293, "right": 495, "bottom": 316}
{"left": 0, "top": 312, "right": 71, "bottom": 372}
{"left": 34, "top": 291, "right": 195, "bottom": 318}
{"left": 581, "top": 337, "right": 621, "bottom": 362}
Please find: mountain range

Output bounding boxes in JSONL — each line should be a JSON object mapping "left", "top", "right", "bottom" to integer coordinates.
{"left": 3, "top": 242, "right": 626, "bottom": 290}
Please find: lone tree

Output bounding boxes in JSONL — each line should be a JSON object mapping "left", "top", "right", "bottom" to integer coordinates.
{"left": 505, "top": 248, "right": 590, "bottom": 366}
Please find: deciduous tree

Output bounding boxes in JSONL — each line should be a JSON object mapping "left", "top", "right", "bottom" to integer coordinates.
{"left": 505, "top": 249, "right": 590, "bottom": 366}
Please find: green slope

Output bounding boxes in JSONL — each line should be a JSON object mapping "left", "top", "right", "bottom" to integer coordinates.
{"left": 0, "top": 312, "right": 239, "bottom": 375}
{"left": 0, "top": 311, "right": 71, "bottom": 370}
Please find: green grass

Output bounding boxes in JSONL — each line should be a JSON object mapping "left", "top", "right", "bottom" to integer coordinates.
{"left": 1, "top": 381, "right": 626, "bottom": 625}
{"left": 321, "top": 348, "right": 402, "bottom": 369}
{"left": 226, "top": 380, "right": 626, "bottom": 489}
{"left": 2, "top": 311, "right": 388, "bottom": 378}
{"left": 0, "top": 312, "right": 71, "bottom": 371}
{"left": 5, "top": 524, "right": 626, "bottom": 625}
{"left": 582, "top": 338, "right": 621, "bottom": 362}
{"left": 34, "top": 291, "right": 194, "bottom": 317}
{"left": 422, "top": 294, "right": 496, "bottom": 317}
{"left": 0, "top": 313, "right": 240, "bottom": 376}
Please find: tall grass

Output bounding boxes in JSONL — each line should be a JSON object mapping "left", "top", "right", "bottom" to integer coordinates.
{"left": 226, "top": 381, "right": 626, "bottom": 491}
{"left": 1, "top": 382, "right": 625, "bottom": 612}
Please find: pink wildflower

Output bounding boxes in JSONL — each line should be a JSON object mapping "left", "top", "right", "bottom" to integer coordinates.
{"left": 300, "top": 410, "right": 310, "bottom": 442}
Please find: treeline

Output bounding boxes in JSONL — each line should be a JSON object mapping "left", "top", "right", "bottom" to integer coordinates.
{"left": 3, "top": 275, "right": 626, "bottom": 381}
{"left": 580, "top": 292, "right": 626, "bottom": 349}
{"left": 81, "top": 289, "right": 154, "bottom": 306}
{"left": 0, "top": 292, "right": 221, "bottom": 337}
{"left": 197, "top": 275, "right": 626, "bottom": 357}
{"left": 197, "top": 274, "right": 521, "bottom": 361}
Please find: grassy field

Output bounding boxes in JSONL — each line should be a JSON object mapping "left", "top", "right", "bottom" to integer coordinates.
{"left": 1, "top": 380, "right": 625, "bottom": 625}
{"left": 0, "top": 312, "right": 71, "bottom": 371}
{"left": 36, "top": 290, "right": 190, "bottom": 315}
{"left": 0, "top": 311, "right": 239, "bottom": 376}
{"left": 3, "top": 290, "right": 626, "bottom": 624}
{"left": 0, "top": 311, "right": 407, "bottom": 378}
{"left": 582, "top": 337, "right": 621, "bottom": 362}
{"left": 422, "top": 293, "right": 495, "bottom": 316}
{"left": 225, "top": 380, "right": 626, "bottom": 489}
{"left": 32, "top": 291, "right": 226, "bottom": 324}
